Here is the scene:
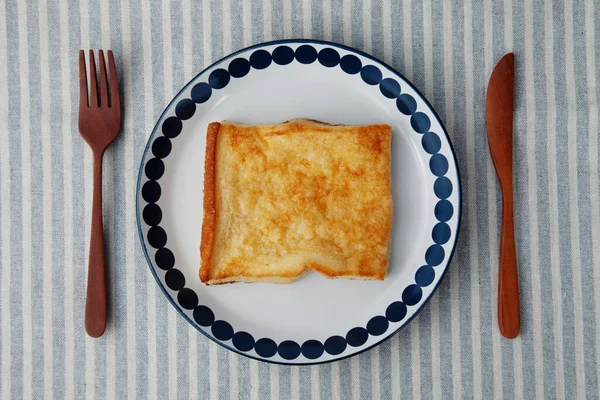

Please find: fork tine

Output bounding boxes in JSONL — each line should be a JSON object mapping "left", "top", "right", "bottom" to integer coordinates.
{"left": 107, "top": 50, "right": 120, "bottom": 110}
{"left": 79, "top": 50, "right": 88, "bottom": 108}
{"left": 88, "top": 50, "right": 98, "bottom": 107}
{"left": 98, "top": 50, "right": 109, "bottom": 107}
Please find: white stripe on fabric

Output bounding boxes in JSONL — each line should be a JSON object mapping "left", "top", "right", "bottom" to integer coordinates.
{"left": 249, "top": 360, "right": 259, "bottom": 400}
{"left": 242, "top": 0, "right": 251, "bottom": 46}
{"left": 311, "top": 364, "right": 320, "bottom": 400}
{"left": 351, "top": 354, "right": 360, "bottom": 400}
{"left": 483, "top": 0, "right": 503, "bottom": 397}
{"left": 100, "top": 0, "right": 110, "bottom": 44}
{"left": 390, "top": 337, "right": 400, "bottom": 399}
{"left": 423, "top": 0, "right": 433, "bottom": 97}
{"left": 323, "top": 0, "right": 332, "bottom": 41}
{"left": 303, "top": 0, "right": 311, "bottom": 39}
{"left": 382, "top": 0, "right": 391, "bottom": 63}
{"left": 163, "top": 0, "right": 173, "bottom": 94}
{"left": 269, "top": 363, "right": 279, "bottom": 400}
{"left": 229, "top": 352, "right": 238, "bottom": 400}
{"left": 543, "top": 1, "right": 564, "bottom": 397}
{"left": 463, "top": 1, "right": 482, "bottom": 397}
{"left": 119, "top": 0, "right": 137, "bottom": 398}
{"left": 331, "top": 357, "right": 340, "bottom": 399}
{"left": 410, "top": 324, "right": 420, "bottom": 400}
{"left": 0, "top": 0, "right": 10, "bottom": 396}
{"left": 222, "top": 0, "right": 232, "bottom": 54}
{"left": 189, "top": 330, "right": 198, "bottom": 400}
{"left": 563, "top": 0, "right": 585, "bottom": 397}
{"left": 504, "top": 0, "right": 513, "bottom": 52}
{"left": 183, "top": 0, "right": 192, "bottom": 78}
{"left": 39, "top": 0, "right": 54, "bottom": 397}
{"left": 17, "top": 0, "right": 33, "bottom": 397}
{"left": 209, "top": 343, "right": 218, "bottom": 400}
{"left": 523, "top": 0, "right": 544, "bottom": 398}
{"left": 202, "top": 0, "right": 212, "bottom": 61}
{"left": 58, "top": 0, "right": 75, "bottom": 397}
{"left": 362, "top": 0, "right": 371, "bottom": 53}
{"left": 402, "top": 0, "right": 412, "bottom": 77}
{"left": 263, "top": 0, "right": 272, "bottom": 41}
{"left": 291, "top": 367, "right": 300, "bottom": 400}
{"left": 370, "top": 348, "right": 380, "bottom": 400}
{"left": 283, "top": 0, "right": 292, "bottom": 38}
{"left": 584, "top": 0, "right": 600, "bottom": 388}
{"left": 342, "top": 0, "right": 351, "bottom": 45}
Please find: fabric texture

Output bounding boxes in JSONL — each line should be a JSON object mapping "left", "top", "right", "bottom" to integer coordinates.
{"left": 1, "top": 0, "right": 599, "bottom": 398}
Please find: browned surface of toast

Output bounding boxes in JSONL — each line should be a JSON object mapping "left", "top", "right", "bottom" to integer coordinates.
{"left": 200, "top": 119, "right": 392, "bottom": 285}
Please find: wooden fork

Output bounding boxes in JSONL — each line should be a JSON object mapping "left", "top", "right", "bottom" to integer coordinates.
{"left": 78, "top": 50, "right": 121, "bottom": 338}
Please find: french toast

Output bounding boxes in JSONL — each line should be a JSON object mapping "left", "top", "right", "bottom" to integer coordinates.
{"left": 200, "top": 119, "right": 392, "bottom": 284}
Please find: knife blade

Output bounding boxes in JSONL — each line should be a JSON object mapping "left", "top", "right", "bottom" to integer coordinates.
{"left": 486, "top": 53, "right": 520, "bottom": 339}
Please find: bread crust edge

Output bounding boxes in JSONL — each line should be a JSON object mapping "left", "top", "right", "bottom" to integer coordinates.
{"left": 199, "top": 122, "right": 221, "bottom": 284}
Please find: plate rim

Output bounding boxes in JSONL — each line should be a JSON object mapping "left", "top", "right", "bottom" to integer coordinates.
{"left": 136, "top": 38, "right": 463, "bottom": 365}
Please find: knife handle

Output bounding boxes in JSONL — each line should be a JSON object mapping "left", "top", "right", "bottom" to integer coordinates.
{"left": 498, "top": 194, "right": 520, "bottom": 338}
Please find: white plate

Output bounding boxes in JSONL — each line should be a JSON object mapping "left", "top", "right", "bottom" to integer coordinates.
{"left": 137, "top": 40, "right": 461, "bottom": 364}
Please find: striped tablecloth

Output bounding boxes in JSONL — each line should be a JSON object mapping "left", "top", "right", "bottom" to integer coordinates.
{"left": 1, "top": 0, "right": 599, "bottom": 398}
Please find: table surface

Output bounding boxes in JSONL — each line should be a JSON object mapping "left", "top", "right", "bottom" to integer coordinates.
{"left": 1, "top": 0, "right": 599, "bottom": 398}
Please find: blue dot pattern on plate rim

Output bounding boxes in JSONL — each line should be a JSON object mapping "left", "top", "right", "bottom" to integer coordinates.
{"left": 432, "top": 222, "right": 451, "bottom": 244}
{"left": 324, "top": 336, "right": 347, "bottom": 355}
{"left": 396, "top": 94, "right": 417, "bottom": 115}
{"left": 317, "top": 48, "right": 340, "bottom": 67}
{"left": 249, "top": 49, "right": 272, "bottom": 70}
{"left": 272, "top": 45, "right": 295, "bottom": 65}
{"left": 178, "top": 288, "right": 198, "bottom": 310}
{"left": 140, "top": 43, "right": 456, "bottom": 362}
{"left": 366, "top": 316, "right": 389, "bottom": 336}
{"left": 232, "top": 331, "right": 255, "bottom": 352}
{"left": 165, "top": 268, "right": 184, "bottom": 290}
{"left": 340, "top": 54, "right": 362, "bottom": 74}
{"left": 143, "top": 203, "right": 162, "bottom": 226}
{"left": 191, "top": 82, "right": 212, "bottom": 103}
{"left": 415, "top": 265, "right": 435, "bottom": 287}
{"left": 228, "top": 58, "right": 251, "bottom": 78}
{"left": 301, "top": 340, "right": 325, "bottom": 359}
{"left": 255, "top": 338, "right": 278, "bottom": 358}
{"left": 360, "top": 65, "right": 383, "bottom": 85}
{"left": 379, "top": 78, "right": 401, "bottom": 98}
{"left": 278, "top": 340, "right": 302, "bottom": 360}
{"left": 144, "top": 158, "right": 165, "bottom": 181}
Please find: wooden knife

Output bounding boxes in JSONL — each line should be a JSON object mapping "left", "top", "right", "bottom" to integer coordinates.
{"left": 485, "top": 53, "right": 520, "bottom": 338}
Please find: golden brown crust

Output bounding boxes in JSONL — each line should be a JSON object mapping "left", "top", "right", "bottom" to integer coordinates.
{"left": 199, "top": 118, "right": 392, "bottom": 285}
{"left": 199, "top": 122, "right": 220, "bottom": 283}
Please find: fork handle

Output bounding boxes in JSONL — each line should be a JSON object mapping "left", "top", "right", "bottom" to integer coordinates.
{"left": 85, "top": 151, "right": 107, "bottom": 338}
{"left": 498, "top": 193, "right": 520, "bottom": 338}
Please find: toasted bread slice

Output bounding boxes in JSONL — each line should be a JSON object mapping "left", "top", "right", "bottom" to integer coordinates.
{"left": 200, "top": 119, "right": 392, "bottom": 285}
